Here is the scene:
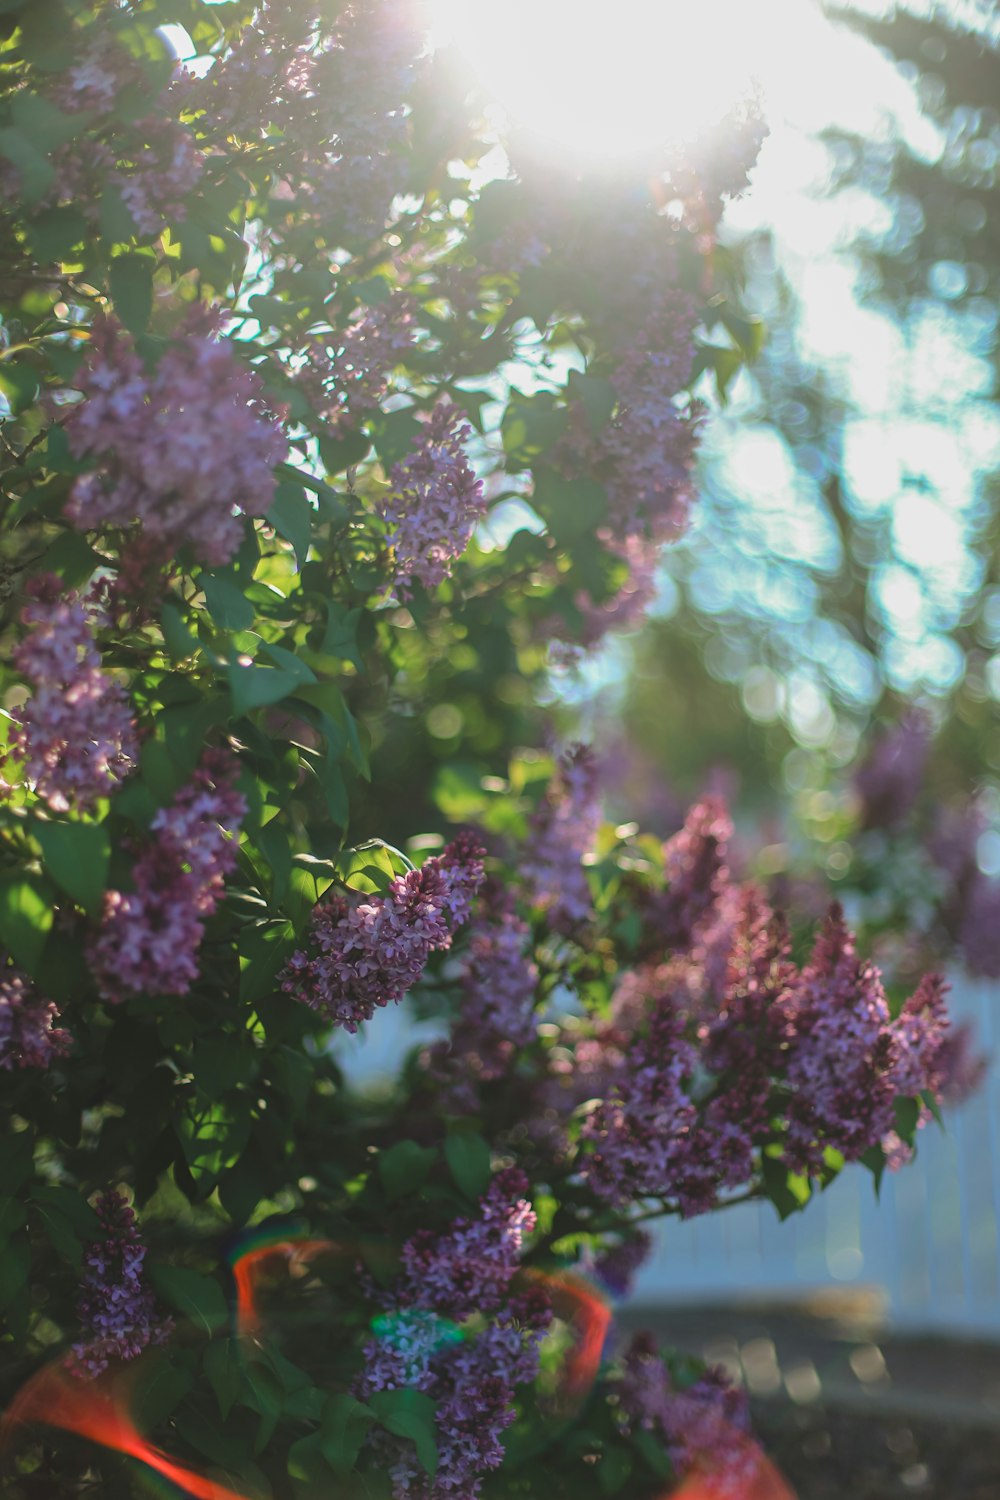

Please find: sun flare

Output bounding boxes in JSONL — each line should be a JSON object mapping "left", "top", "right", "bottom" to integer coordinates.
{"left": 427, "top": 0, "right": 765, "bottom": 170}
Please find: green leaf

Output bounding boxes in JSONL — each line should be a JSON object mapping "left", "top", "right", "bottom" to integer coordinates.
{"left": 354, "top": 276, "right": 393, "bottom": 306}
{"left": 238, "top": 920, "right": 296, "bottom": 1005}
{"left": 33, "top": 818, "right": 109, "bottom": 915}
{"left": 444, "top": 1128, "right": 491, "bottom": 1202}
{"left": 99, "top": 180, "right": 137, "bottom": 244}
{"left": 269, "top": 482, "right": 313, "bottom": 568}
{"left": 229, "top": 662, "right": 307, "bottom": 715}
{"left": 860, "top": 1144, "right": 886, "bottom": 1198}
{"left": 894, "top": 1096, "right": 921, "bottom": 1144}
{"left": 29, "top": 1194, "right": 82, "bottom": 1266}
{"left": 25, "top": 205, "right": 87, "bottom": 262}
{"left": 0, "top": 1197, "right": 26, "bottom": 1247}
{"left": 631, "top": 1428, "right": 672, "bottom": 1482}
{"left": 369, "top": 1389, "right": 438, "bottom": 1479}
{"left": 531, "top": 468, "right": 608, "bottom": 545}
{"left": 201, "top": 571, "right": 255, "bottom": 632}
{"left": 0, "top": 1234, "right": 31, "bottom": 1314}
{"left": 317, "top": 426, "right": 369, "bottom": 476}
{"left": 38, "top": 530, "right": 102, "bottom": 589}
{"left": 378, "top": 1140, "right": 438, "bottom": 1201}
{"left": 148, "top": 1263, "right": 228, "bottom": 1334}
{"left": 28, "top": 1184, "right": 100, "bottom": 1239}
{"left": 109, "top": 253, "right": 154, "bottom": 335}
{"left": 371, "top": 408, "right": 422, "bottom": 468}
{"left": 160, "top": 601, "right": 201, "bottom": 660}
{"left": 203, "top": 1338, "right": 244, "bottom": 1421}
{"left": 761, "top": 1152, "right": 810, "bottom": 1221}
{"left": 0, "top": 128, "right": 54, "bottom": 203}
{"left": 566, "top": 370, "right": 616, "bottom": 434}
{"left": 130, "top": 1350, "right": 194, "bottom": 1430}
{"left": 0, "top": 361, "right": 41, "bottom": 416}
{"left": 321, "top": 603, "right": 363, "bottom": 669}
{"left": 0, "top": 1132, "right": 34, "bottom": 1196}
{"left": 320, "top": 1394, "right": 376, "bottom": 1476}
{"left": 0, "top": 874, "right": 54, "bottom": 973}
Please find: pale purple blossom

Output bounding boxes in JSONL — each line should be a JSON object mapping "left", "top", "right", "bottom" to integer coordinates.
{"left": 590, "top": 1230, "right": 653, "bottom": 1298}
{"left": 361, "top": 1171, "right": 547, "bottom": 1500}
{"left": 394, "top": 1167, "right": 536, "bottom": 1322}
{"left": 780, "top": 907, "right": 899, "bottom": 1174}
{"left": 88, "top": 751, "right": 245, "bottom": 1002}
{"left": 281, "top": 834, "right": 485, "bottom": 1030}
{"left": 617, "top": 1332, "right": 754, "bottom": 1496}
{"left": 522, "top": 745, "right": 601, "bottom": 927}
{"left": 70, "top": 1190, "right": 171, "bottom": 1379}
{"left": 601, "top": 331, "right": 701, "bottom": 545}
{"left": 298, "top": 295, "right": 417, "bottom": 431}
{"left": 377, "top": 403, "right": 486, "bottom": 594}
{"left": 8, "top": 575, "right": 138, "bottom": 812}
{"left": 67, "top": 310, "right": 287, "bottom": 568}
{"left": 854, "top": 710, "right": 931, "bottom": 829}
{"left": 0, "top": 960, "right": 70, "bottom": 1071}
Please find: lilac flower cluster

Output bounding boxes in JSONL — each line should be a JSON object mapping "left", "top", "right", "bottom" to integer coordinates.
{"left": 67, "top": 310, "right": 287, "bottom": 569}
{"left": 522, "top": 746, "right": 602, "bottom": 928}
{"left": 8, "top": 575, "right": 138, "bottom": 813}
{"left": 854, "top": 711, "right": 931, "bottom": 829}
{"left": 393, "top": 1167, "right": 537, "bottom": 1320}
{"left": 780, "top": 909, "right": 901, "bottom": 1173}
{"left": 421, "top": 883, "right": 539, "bottom": 1108}
{"left": 304, "top": 2, "right": 417, "bottom": 241}
{"left": 358, "top": 1172, "right": 548, "bottom": 1500}
{"left": 298, "top": 295, "right": 417, "bottom": 432}
{"left": 590, "top": 1230, "right": 654, "bottom": 1299}
{"left": 601, "top": 317, "right": 701, "bottom": 545}
{"left": 33, "top": 42, "right": 204, "bottom": 239}
{"left": 70, "top": 1190, "right": 171, "bottom": 1379}
{"left": 578, "top": 798, "right": 970, "bottom": 1213}
{"left": 0, "top": 960, "right": 70, "bottom": 1071}
{"left": 572, "top": 532, "right": 661, "bottom": 651}
{"left": 645, "top": 795, "right": 732, "bottom": 955}
{"left": 377, "top": 403, "right": 486, "bottom": 595}
{"left": 616, "top": 1332, "right": 754, "bottom": 1496}
{"left": 89, "top": 751, "right": 246, "bottom": 1002}
{"left": 929, "top": 801, "right": 1000, "bottom": 979}
{"left": 281, "top": 834, "right": 485, "bottom": 1031}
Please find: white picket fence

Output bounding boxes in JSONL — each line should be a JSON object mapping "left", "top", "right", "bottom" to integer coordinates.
{"left": 633, "top": 975, "right": 1000, "bottom": 1336}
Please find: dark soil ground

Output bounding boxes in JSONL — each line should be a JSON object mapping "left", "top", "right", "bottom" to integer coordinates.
{"left": 619, "top": 1296, "right": 1000, "bottom": 1500}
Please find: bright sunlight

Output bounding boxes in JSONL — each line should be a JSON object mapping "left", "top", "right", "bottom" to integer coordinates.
{"left": 427, "top": 0, "right": 765, "bottom": 169}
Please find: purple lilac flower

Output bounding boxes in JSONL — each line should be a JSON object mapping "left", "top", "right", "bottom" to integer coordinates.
{"left": 394, "top": 1168, "right": 536, "bottom": 1321}
{"left": 779, "top": 906, "right": 899, "bottom": 1174}
{"left": 357, "top": 1309, "right": 463, "bottom": 1396}
{"left": 0, "top": 960, "right": 70, "bottom": 1071}
{"left": 67, "top": 309, "right": 287, "bottom": 569}
{"left": 957, "top": 874, "right": 1000, "bottom": 979}
{"left": 298, "top": 294, "right": 417, "bottom": 432}
{"left": 281, "top": 834, "right": 485, "bottom": 1031}
{"left": 8, "top": 575, "right": 138, "bottom": 813}
{"left": 522, "top": 745, "right": 601, "bottom": 928}
{"left": 70, "top": 1190, "right": 171, "bottom": 1379}
{"left": 617, "top": 1332, "right": 754, "bottom": 1496}
{"left": 601, "top": 334, "right": 701, "bottom": 545}
{"left": 641, "top": 796, "right": 732, "bottom": 958}
{"left": 581, "top": 972, "right": 701, "bottom": 1211}
{"left": 590, "top": 1230, "right": 654, "bottom": 1298}
{"left": 571, "top": 530, "right": 662, "bottom": 651}
{"left": 854, "top": 710, "right": 931, "bottom": 830}
{"left": 377, "top": 403, "right": 486, "bottom": 595}
{"left": 420, "top": 884, "right": 540, "bottom": 1108}
{"left": 88, "top": 751, "right": 245, "bottom": 1002}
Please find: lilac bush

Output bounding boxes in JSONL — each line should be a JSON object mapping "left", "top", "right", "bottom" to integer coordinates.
{"left": 0, "top": 4, "right": 979, "bottom": 1500}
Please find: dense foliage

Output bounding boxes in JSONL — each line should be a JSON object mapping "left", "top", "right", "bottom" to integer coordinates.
{"left": 0, "top": 2, "right": 975, "bottom": 1498}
